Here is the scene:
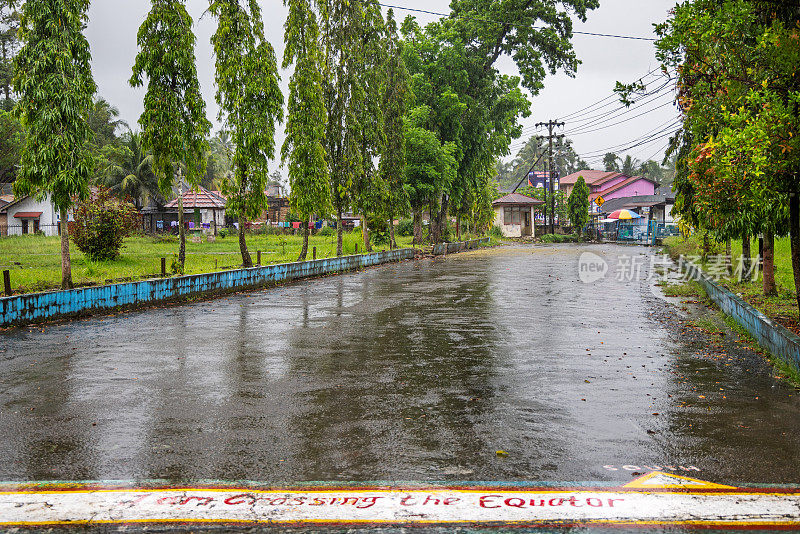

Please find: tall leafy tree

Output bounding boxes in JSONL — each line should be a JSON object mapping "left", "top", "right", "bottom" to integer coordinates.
{"left": 0, "top": 108, "right": 22, "bottom": 184}
{"left": 567, "top": 174, "right": 589, "bottom": 238}
{"left": 319, "top": 0, "right": 368, "bottom": 256}
{"left": 210, "top": 0, "right": 283, "bottom": 268}
{"left": 130, "top": 0, "right": 211, "bottom": 271}
{"left": 403, "top": 104, "right": 458, "bottom": 244}
{"left": 652, "top": 0, "right": 799, "bottom": 303}
{"left": 350, "top": 0, "right": 385, "bottom": 252}
{"left": 0, "top": 0, "right": 19, "bottom": 110}
{"left": 378, "top": 9, "right": 409, "bottom": 250}
{"left": 13, "top": 0, "right": 96, "bottom": 289}
{"left": 449, "top": 0, "right": 599, "bottom": 94}
{"left": 282, "top": 0, "right": 328, "bottom": 261}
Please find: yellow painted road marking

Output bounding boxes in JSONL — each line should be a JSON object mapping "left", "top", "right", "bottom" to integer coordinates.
{"left": 623, "top": 471, "right": 737, "bottom": 489}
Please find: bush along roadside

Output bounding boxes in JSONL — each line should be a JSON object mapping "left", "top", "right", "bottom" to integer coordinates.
{"left": 662, "top": 235, "right": 800, "bottom": 336}
{"left": 660, "top": 243, "right": 800, "bottom": 387}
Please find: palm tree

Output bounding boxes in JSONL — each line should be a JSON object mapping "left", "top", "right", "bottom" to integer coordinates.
{"left": 87, "top": 97, "right": 128, "bottom": 148}
{"left": 98, "top": 131, "right": 160, "bottom": 208}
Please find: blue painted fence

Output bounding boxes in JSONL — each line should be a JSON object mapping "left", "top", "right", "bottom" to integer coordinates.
{"left": 0, "top": 248, "right": 417, "bottom": 327}
{"left": 683, "top": 260, "right": 800, "bottom": 373}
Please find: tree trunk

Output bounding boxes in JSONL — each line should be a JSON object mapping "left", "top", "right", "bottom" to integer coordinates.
{"left": 790, "top": 192, "right": 800, "bottom": 317}
{"left": 177, "top": 193, "right": 186, "bottom": 271}
{"left": 763, "top": 228, "right": 777, "bottom": 296}
{"left": 456, "top": 216, "right": 461, "bottom": 240}
{"left": 298, "top": 214, "right": 310, "bottom": 261}
{"left": 437, "top": 194, "right": 449, "bottom": 242}
{"left": 430, "top": 199, "right": 441, "bottom": 244}
{"left": 702, "top": 231, "right": 710, "bottom": 261}
{"left": 59, "top": 208, "right": 73, "bottom": 290}
{"left": 336, "top": 206, "right": 343, "bottom": 257}
{"left": 725, "top": 238, "right": 732, "bottom": 277}
{"left": 239, "top": 215, "right": 252, "bottom": 267}
{"left": 389, "top": 205, "right": 396, "bottom": 250}
{"left": 361, "top": 212, "right": 372, "bottom": 252}
{"left": 742, "top": 232, "right": 751, "bottom": 281}
{"left": 412, "top": 207, "right": 422, "bottom": 245}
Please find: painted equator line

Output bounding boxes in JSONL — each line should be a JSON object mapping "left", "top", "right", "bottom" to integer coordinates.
{"left": 2, "top": 473, "right": 800, "bottom": 527}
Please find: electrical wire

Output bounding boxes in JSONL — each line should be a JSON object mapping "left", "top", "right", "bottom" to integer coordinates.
{"left": 377, "top": 3, "right": 658, "bottom": 41}
{"left": 581, "top": 127, "right": 679, "bottom": 163}
{"left": 556, "top": 67, "right": 665, "bottom": 122}
{"left": 562, "top": 91, "right": 674, "bottom": 136}
{"left": 577, "top": 118, "right": 682, "bottom": 156}
{"left": 565, "top": 101, "right": 676, "bottom": 137}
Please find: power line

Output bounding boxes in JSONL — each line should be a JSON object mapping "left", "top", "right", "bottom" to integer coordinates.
{"left": 508, "top": 96, "right": 675, "bottom": 154}
{"left": 581, "top": 124, "right": 680, "bottom": 160}
{"left": 377, "top": 3, "right": 658, "bottom": 41}
{"left": 565, "top": 101, "right": 676, "bottom": 137}
{"left": 563, "top": 81, "right": 672, "bottom": 128}
{"left": 562, "top": 91, "right": 673, "bottom": 136}
{"left": 577, "top": 118, "right": 682, "bottom": 157}
{"left": 581, "top": 125, "right": 679, "bottom": 162}
{"left": 556, "top": 67, "right": 665, "bottom": 122}
{"left": 512, "top": 72, "right": 673, "bottom": 142}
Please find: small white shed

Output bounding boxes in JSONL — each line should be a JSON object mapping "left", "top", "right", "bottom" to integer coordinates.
{"left": 492, "top": 193, "right": 544, "bottom": 238}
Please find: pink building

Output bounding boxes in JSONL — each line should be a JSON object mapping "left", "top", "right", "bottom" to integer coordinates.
{"left": 559, "top": 170, "right": 657, "bottom": 213}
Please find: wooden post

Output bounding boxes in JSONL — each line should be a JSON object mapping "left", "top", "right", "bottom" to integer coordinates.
{"left": 257, "top": 250, "right": 261, "bottom": 265}
{"left": 161, "top": 258, "right": 166, "bottom": 277}
{"left": 355, "top": 243, "right": 359, "bottom": 254}
{"left": 3, "top": 270, "right": 10, "bottom": 296}
{"left": 313, "top": 247, "right": 317, "bottom": 260}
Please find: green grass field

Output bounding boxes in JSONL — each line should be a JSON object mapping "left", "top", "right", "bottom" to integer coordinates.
{"left": 663, "top": 234, "right": 800, "bottom": 327}
{"left": 0, "top": 230, "right": 418, "bottom": 295}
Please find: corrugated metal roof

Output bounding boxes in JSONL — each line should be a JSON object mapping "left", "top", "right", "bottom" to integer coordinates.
{"left": 13, "top": 211, "right": 43, "bottom": 218}
{"left": 164, "top": 187, "right": 226, "bottom": 209}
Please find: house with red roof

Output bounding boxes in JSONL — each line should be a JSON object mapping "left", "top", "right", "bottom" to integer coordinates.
{"left": 559, "top": 170, "right": 658, "bottom": 214}
{"left": 162, "top": 186, "right": 227, "bottom": 234}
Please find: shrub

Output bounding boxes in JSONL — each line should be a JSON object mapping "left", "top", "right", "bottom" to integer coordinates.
{"left": 154, "top": 234, "right": 178, "bottom": 244}
{"left": 488, "top": 225, "right": 503, "bottom": 239}
{"left": 397, "top": 218, "right": 413, "bottom": 237}
{"left": 218, "top": 228, "right": 229, "bottom": 238}
{"left": 368, "top": 215, "right": 390, "bottom": 246}
{"left": 319, "top": 226, "right": 335, "bottom": 237}
{"left": 70, "top": 187, "right": 139, "bottom": 261}
{"left": 539, "top": 233, "right": 579, "bottom": 244}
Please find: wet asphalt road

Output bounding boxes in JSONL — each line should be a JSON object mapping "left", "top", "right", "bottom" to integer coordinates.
{"left": 0, "top": 243, "right": 798, "bottom": 486}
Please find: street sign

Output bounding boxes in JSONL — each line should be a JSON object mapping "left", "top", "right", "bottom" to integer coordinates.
{"left": 595, "top": 196, "right": 605, "bottom": 207}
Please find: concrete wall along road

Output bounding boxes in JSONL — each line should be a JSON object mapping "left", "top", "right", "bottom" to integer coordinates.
{"left": 683, "top": 260, "right": 800, "bottom": 374}
{"left": 0, "top": 248, "right": 417, "bottom": 327}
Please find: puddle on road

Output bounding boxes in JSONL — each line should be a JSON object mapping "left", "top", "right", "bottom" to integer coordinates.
{"left": 0, "top": 244, "right": 797, "bottom": 489}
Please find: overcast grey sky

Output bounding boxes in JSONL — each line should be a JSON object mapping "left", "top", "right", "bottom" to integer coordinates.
{"left": 85, "top": 0, "right": 678, "bottom": 172}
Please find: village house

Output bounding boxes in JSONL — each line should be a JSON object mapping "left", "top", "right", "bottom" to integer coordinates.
{"left": 0, "top": 193, "right": 64, "bottom": 236}
{"left": 559, "top": 170, "right": 658, "bottom": 214}
{"left": 162, "top": 186, "right": 227, "bottom": 234}
{"left": 492, "top": 193, "right": 544, "bottom": 237}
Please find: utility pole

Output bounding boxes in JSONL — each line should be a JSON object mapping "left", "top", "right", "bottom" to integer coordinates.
{"left": 536, "top": 120, "right": 564, "bottom": 235}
